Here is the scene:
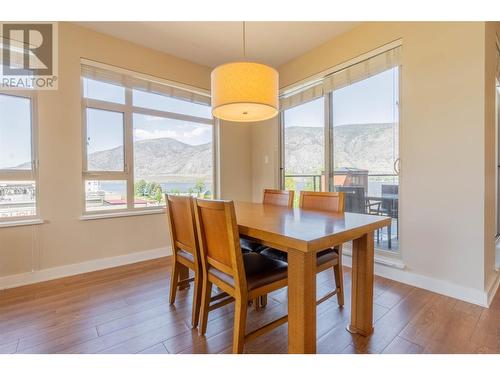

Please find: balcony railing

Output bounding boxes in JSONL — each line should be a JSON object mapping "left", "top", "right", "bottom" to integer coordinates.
{"left": 284, "top": 173, "right": 399, "bottom": 196}
{"left": 284, "top": 174, "right": 323, "bottom": 192}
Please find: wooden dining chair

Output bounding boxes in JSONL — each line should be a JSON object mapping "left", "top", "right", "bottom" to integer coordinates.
{"left": 261, "top": 191, "right": 346, "bottom": 306}
{"left": 240, "top": 188, "right": 294, "bottom": 253}
{"left": 165, "top": 194, "right": 203, "bottom": 328}
{"left": 239, "top": 188, "right": 294, "bottom": 309}
{"left": 262, "top": 188, "right": 294, "bottom": 207}
{"left": 194, "top": 198, "right": 288, "bottom": 354}
{"left": 167, "top": 195, "right": 230, "bottom": 328}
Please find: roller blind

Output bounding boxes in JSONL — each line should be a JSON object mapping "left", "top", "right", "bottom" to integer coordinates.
{"left": 323, "top": 46, "right": 401, "bottom": 93}
{"left": 81, "top": 63, "right": 211, "bottom": 106}
{"left": 280, "top": 45, "right": 402, "bottom": 110}
{"left": 279, "top": 82, "right": 323, "bottom": 111}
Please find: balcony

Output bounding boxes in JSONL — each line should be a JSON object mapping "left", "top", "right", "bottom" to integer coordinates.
{"left": 285, "top": 171, "right": 399, "bottom": 252}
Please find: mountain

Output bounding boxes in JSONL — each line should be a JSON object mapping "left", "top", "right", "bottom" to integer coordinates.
{"left": 284, "top": 123, "right": 398, "bottom": 174}
{"left": 16, "top": 123, "right": 396, "bottom": 179}
{"left": 87, "top": 138, "right": 212, "bottom": 181}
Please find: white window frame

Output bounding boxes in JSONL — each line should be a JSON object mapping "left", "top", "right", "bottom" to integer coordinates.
{"left": 81, "top": 71, "right": 215, "bottom": 217}
{"left": 0, "top": 90, "right": 40, "bottom": 224}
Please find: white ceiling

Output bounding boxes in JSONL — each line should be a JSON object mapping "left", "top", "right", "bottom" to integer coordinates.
{"left": 77, "top": 22, "right": 359, "bottom": 68}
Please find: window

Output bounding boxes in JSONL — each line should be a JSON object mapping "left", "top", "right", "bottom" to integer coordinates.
{"left": 0, "top": 92, "right": 38, "bottom": 220}
{"left": 280, "top": 46, "right": 401, "bottom": 252}
{"left": 83, "top": 79, "right": 125, "bottom": 104}
{"left": 86, "top": 108, "right": 125, "bottom": 172}
{"left": 81, "top": 63, "right": 214, "bottom": 214}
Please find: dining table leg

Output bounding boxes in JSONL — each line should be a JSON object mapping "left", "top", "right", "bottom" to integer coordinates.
{"left": 347, "top": 232, "right": 375, "bottom": 336}
{"left": 287, "top": 249, "right": 317, "bottom": 354}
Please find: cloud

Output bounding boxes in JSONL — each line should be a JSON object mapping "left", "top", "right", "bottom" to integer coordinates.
{"left": 134, "top": 126, "right": 211, "bottom": 145}
{"left": 134, "top": 128, "right": 177, "bottom": 140}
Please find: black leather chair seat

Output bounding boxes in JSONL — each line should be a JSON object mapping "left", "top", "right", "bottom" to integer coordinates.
{"left": 260, "top": 247, "right": 339, "bottom": 266}
{"left": 316, "top": 248, "right": 339, "bottom": 266}
{"left": 208, "top": 252, "right": 287, "bottom": 291}
{"left": 240, "top": 238, "right": 268, "bottom": 253}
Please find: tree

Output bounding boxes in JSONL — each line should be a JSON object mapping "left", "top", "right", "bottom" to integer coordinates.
{"left": 145, "top": 182, "right": 160, "bottom": 197}
{"left": 284, "top": 176, "right": 299, "bottom": 207}
{"left": 168, "top": 188, "right": 181, "bottom": 195}
{"left": 153, "top": 185, "right": 163, "bottom": 203}
{"left": 134, "top": 179, "right": 147, "bottom": 197}
{"left": 194, "top": 180, "right": 206, "bottom": 197}
{"left": 143, "top": 182, "right": 152, "bottom": 196}
{"left": 284, "top": 176, "right": 295, "bottom": 191}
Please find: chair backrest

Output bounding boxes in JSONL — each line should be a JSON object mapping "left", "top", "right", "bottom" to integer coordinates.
{"left": 299, "top": 191, "right": 345, "bottom": 214}
{"left": 263, "top": 189, "right": 294, "bottom": 208}
{"left": 335, "top": 186, "right": 365, "bottom": 213}
{"left": 165, "top": 194, "right": 199, "bottom": 261}
{"left": 193, "top": 199, "right": 246, "bottom": 290}
{"left": 381, "top": 184, "right": 398, "bottom": 195}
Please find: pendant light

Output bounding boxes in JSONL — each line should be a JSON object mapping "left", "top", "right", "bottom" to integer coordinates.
{"left": 211, "top": 22, "right": 279, "bottom": 122}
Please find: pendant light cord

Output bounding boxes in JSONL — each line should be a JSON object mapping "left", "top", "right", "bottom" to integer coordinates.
{"left": 242, "top": 21, "right": 246, "bottom": 58}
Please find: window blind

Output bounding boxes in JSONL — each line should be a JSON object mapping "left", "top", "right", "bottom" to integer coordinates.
{"left": 279, "top": 82, "right": 324, "bottom": 111}
{"left": 81, "top": 63, "right": 211, "bottom": 106}
{"left": 280, "top": 45, "right": 402, "bottom": 111}
{"left": 323, "top": 46, "right": 401, "bottom": 93}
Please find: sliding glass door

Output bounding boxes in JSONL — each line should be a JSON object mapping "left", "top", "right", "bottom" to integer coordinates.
{"left": 280, "top": 47, "right": 401, "bottom": 252}
{"left": 282, "top": 97, "right": 325, "bottom": 205}
{"left": 332, "top": 67, "right": 400, "bottom": 252}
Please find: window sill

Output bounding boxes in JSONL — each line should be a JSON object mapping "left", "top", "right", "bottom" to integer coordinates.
{"left": 80, "top": 208, "right": 165, "bottom": 221}
{"left": 0, "top": 218, "right": 45, "bottom": 228}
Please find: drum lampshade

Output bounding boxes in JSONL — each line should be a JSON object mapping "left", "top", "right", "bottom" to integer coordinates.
{"left": 211, "top": 62, "right": 279, "bottom": 122}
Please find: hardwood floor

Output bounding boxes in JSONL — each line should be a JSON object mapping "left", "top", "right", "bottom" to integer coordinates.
{"left": 0, "top": 257, "right": 498, "bottom": 354}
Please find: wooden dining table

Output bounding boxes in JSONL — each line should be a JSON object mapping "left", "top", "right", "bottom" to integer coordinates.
{"left": 234, "top": 201, "right": 391, "bottom": 354}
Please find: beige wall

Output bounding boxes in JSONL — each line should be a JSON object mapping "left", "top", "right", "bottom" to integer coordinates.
{"left": 254, "top": 22, "right": 498, "bottom": 301}
{"left": 0, "top": 22, "right": 214, "bottom": 279}
{"left": 250, "top": 118, "right": 280, "bottom": 202}
{"left": 218, "top": 121, "right": 253, "bottom": 201}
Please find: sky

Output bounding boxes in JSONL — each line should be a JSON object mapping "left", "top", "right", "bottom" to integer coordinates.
{"left": 284, "top": 67, "right": 399, "bottom": 128}
{"left": 0, "top": 94, "right": 32, "bottom": 169}
{"left": 86, "top": 108, "right": 124, "bottom": 155}
{"left": 133, "top": 114, "right": 212, "bottom": 145}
